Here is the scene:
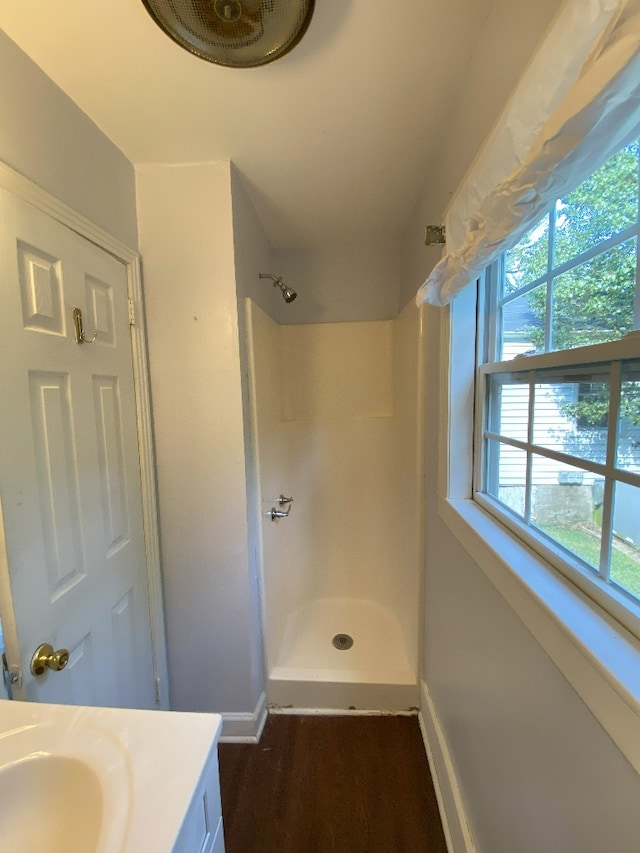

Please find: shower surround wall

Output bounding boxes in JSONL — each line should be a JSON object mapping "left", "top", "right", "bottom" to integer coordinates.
{"left": 248, "top": 299, "right": 420, "bottom": 709}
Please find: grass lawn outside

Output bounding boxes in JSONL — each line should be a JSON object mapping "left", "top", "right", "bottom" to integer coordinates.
{"left": 536, "top": 522, "right": 640, "bottom": 600}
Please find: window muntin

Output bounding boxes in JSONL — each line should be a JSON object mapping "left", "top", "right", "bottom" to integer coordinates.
{"left": 610, "top": 482, "right": 640, "bottom": 600}
{"left": 504, "top": 218, "right": 549, "bottom": 292}
{"left": 496, "top": 140, "right": 640, "bottom": 362}
{"left": 480, "top": 355, "right": 640, "bottom": 614}
{"left": 554, "top": 143, "right": 640, "bottom": 265}
{"left": 530, "top": 455, "right": 604, "bottom": 575}
{"left": 532, "top": 367, "right": 610, "bottom": 463}
{"left": 551, "top": 238, "right": 637, "bottom": 350}
{"left": 618, "top": 364, "right": 640, "bottom": 472}
{"left": 478, "top": 140, "right": 640, "bottom": 629}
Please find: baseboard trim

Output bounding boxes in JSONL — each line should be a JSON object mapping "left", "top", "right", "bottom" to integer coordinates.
{"left": 418, "top": 678, "right": 476, "bottom": 853}
{"left": 219, "top": 691, "right": 268, "bottom": 743}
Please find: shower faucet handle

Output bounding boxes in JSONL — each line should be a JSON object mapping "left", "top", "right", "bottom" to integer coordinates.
{"left": 269, "top": 505, "right": 291, "bottom": 521}
{"left": 277, "top": 494, "right": 293, "bottom": 506}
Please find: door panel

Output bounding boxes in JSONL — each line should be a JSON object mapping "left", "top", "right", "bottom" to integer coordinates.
{"left": 29, "top": 369, "right": 86, "bottom": 599}
{"left": 93, "top": 374, "right": 130, "bottom": 556}
{"left": 0, "top": 188, "right": 155, "bottom": 708}
{"left": 17, "top": 241, "right": 65, "bottom": 336}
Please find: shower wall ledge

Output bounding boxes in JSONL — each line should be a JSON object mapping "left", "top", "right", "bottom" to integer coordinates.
{"left": 270, "top": 665, "right": 417, "bottom": 685}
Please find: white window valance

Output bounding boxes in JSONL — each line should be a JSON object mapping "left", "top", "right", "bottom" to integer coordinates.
{"left": 416, "top": 0, "right": 640, "bottom": 307}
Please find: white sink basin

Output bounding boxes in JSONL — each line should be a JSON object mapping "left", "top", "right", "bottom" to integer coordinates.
{"left": 0, "top": 721, "right": 129, "bottom": 853}
{"left": 0, "top": 753, "right": 102, "bottom": 853}
{"left": 0, "top": 701, "right": 223, "bottom": 853}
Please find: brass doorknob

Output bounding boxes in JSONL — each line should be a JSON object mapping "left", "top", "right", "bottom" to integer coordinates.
{"left": 30, "top": 643, "right": 70, "bottom": 676}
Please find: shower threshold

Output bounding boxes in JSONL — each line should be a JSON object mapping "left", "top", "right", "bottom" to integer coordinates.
{"left": 267, "top": 670, "right": 418, "bottom": 711}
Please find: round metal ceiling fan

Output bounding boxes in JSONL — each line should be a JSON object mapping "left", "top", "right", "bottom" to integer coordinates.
{"left": 141, "top": 0, "right": 315, "bottom": 68}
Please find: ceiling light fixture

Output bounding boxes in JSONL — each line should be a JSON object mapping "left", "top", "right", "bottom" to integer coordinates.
{"left": 140, "top": 0, "right": 315, "bottom": 68}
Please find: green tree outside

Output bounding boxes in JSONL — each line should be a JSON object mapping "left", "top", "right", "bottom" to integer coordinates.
{"left": 504, "top": 141, "right": 640, "bottom": 426}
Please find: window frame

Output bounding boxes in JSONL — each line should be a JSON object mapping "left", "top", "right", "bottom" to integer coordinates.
{"left": 435, "top": 281, "right": 640, "bottom": 777}
{"left": 474, "top": 245, "right": 640, "bottom": 638}
{"left": 471, "top": 141, "right": 640, "bottom": 637}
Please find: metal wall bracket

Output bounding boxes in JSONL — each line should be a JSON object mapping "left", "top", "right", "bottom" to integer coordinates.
{"left": 425, "top": 225, "right": 446, "bottom": 245}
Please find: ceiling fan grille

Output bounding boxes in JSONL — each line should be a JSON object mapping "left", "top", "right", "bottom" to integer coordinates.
{"left": 141, "top": 0, "right": 315, "bottom": 67}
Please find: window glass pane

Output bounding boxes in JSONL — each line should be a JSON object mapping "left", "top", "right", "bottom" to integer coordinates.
{"left": 610, "top": 481, "right": 640, "bottom": 601}
{"left": 533, "top": 369, "right": 609, "bottom": 466}
{"left": 551, "top": 238, "right": 637, "bottom": 351}
{"left": 500, "top": 288, "right": 545, "bottom": 360}
{"left": 618, "top": 360, "right": 640, "bottom": 472}
{"left": 485, "top": 439, "right": 527, "bottom": 518}
{"left": 531, "top": 454, "right": 601, "bottom": 572}
{"left": 482, "top": 138, "right": 640, "bottom": 630}
{"left": 554, "top": 141, "right": 639, "bottom": 265}
{"left": 487, "top": 373, "right": 529, "bottom": 440}
{"left": 504, "top": 215, "right": 549, "bottom": 292}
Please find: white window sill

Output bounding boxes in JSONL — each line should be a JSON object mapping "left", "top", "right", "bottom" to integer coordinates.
{"left": 439, "top": 496, "right": 640, "bottom": 773}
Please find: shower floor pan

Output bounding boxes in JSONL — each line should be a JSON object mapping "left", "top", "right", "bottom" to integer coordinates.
{"left": 268, "top": 598, "right": 418, "bottom": 711}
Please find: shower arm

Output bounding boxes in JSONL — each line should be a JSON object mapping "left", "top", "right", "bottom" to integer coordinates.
{"left": 259, "top": 273, "right": 284, "bottom": 288}
{"left": 259, "top": 272, "right": 298, "bottom": 303}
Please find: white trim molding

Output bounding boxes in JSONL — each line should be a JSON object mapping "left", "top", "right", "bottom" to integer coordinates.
{"left": 127, "top": 255, "right": 170, "bottom": 710}
{"left": 0, "top": 159, "right": 170, "bottom": 709}
{"left": 418, "top": 678, "right": 476, "bottom": 853}
{"left": 220, "top": 692, "right": 268, "bottom": 743}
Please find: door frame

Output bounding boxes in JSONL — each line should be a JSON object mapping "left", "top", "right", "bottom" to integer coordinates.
{"left": 0, "top": 160, "right": 169, "bottom": 709}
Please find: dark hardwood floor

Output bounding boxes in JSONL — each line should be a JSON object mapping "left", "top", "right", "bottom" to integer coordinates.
{"left": 218, "top": 713, "right": 448, "bottom": 853}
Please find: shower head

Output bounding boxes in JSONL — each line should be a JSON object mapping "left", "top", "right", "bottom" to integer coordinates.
{"left": 259, "top": 273, "right": 298, "bottom": 304}
{"left": 281, "top": 286, "right": 297, "bottom": 303}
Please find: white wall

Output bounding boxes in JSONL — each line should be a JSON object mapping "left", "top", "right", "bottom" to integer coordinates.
{"left": 230, "top": 165, "right": 278, "bottom": 319}
{"left": 248, "top": 306, "right": 419, "bottom": 675}
{"left": 0, "top": 30, "right": 138, "bottom": 248}
{"left": 280, "top": 320, "right": 399, "bottom": 608}
{"left": 396, "top": 1, "right": 640, "bottom": 847}
{"left": 0, "top": 30, "right": 142, "bottom": 696}
{"left": 0, "top": 37, "right": 269, "bottom": 728}
{"left": 416, "top": 298, "right": 640, "bottom": 851}
{"left": 392, "top": 299, "right": 421, "bottom": 671}
{"left": 229, "top": 165, "right": 276, "bottom": 709}
{"left": 245, "top": 301, "right": 297, "bottom": 665}
{"left": 273, "top": 240, "right": 402, "bottom": 325}
{"left": 136, "top": 162, "right": 264, "bottom": 719}
{"left": 399, "top": 0, "right": 563, "bottom": 307}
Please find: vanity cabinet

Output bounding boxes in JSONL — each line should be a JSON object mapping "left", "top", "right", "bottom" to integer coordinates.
{"left": 174, "top": 745, "right": 225, "bottom": 853}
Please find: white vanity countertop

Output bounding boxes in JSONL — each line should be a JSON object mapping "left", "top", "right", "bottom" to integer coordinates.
{"left": 0, "top": 699, "right": 223, "bottom": 852}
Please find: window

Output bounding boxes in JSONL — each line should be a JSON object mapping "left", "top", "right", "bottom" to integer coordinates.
{"left": 576, "top": 382, "right": 608, "bottom": 431}
{"left": 476, "top": 140, "right": 640, "bottom": 631}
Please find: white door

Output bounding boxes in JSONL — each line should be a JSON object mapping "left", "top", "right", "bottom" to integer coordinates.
{"left": 0, "top": 188, "right": 156, "bottom": 708}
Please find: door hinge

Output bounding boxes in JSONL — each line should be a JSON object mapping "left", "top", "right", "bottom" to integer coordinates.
{"left": 2, "top": 653, "right": 22, "bottom": 699}
{"left": 154, "top": 675, "right": 161, "bottom": 705}
{"left": 128, "top": 298, "right": 136, "bottom": 326}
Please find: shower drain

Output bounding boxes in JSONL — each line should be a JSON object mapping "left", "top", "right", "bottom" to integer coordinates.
{"left": 332, "top": 633, "right": 354, "bottom": 651}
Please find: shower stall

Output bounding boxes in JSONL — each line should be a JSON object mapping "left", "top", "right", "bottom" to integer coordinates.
{"left": 246, "top": 298, "right": 421, "bottom": 710}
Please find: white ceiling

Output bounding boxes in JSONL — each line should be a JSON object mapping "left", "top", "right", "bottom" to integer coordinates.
{"left": 0, "top": 1, "right": 549, "bottom": 248}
